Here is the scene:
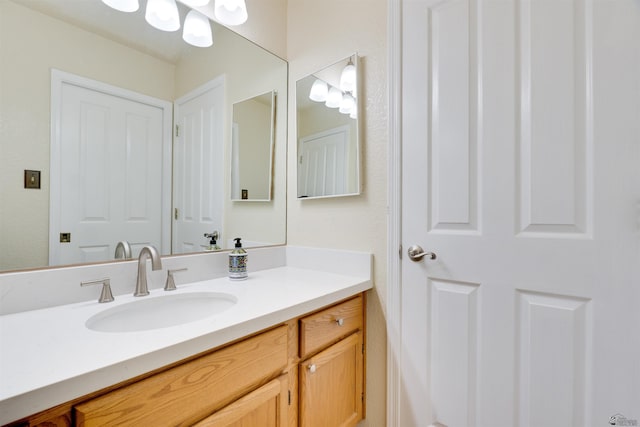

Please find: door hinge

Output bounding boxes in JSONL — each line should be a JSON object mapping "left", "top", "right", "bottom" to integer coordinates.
{"left": 299, "top": 155, "right": 303, "bottom": 164}
{"left": 362, "top": 343, "right": 365, "bottom": 354}
{"left": 175, "top": 124, "right": 180, "bottom": 137}
{"left": 288, "top": 390, "right": 291, "bottom": 406}
{"left": 174, "top": 208, "right": 179, "bottom": 220}
{"left": 399, "top": 244, "right": 403, "bottom": 259}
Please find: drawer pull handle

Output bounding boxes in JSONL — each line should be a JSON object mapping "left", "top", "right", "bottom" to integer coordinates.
{"left": 335, "top": 318, "right": 344, "bottom": 326}
{"left": 308, "top": 364, "right": 317, "bottom": 373}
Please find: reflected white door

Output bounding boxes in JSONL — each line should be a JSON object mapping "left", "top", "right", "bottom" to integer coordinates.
{"left": 399, "top": 0, "right": 640, "bottom": 426}
{"left": 173, "top": 77, "right": 225, "bottom": 253}
{"left": 298, "top": 125, "right": 348, "bottom": 198}
{"left": 52, "top": 72, "right": 170, "bottom": 265}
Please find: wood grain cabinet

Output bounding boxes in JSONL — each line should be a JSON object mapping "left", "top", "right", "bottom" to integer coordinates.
{"left": 5, "top": 294, "right": 366, "bottom": 427}
{"left": 298, "top": 295, "right": 365, "bottom": 427}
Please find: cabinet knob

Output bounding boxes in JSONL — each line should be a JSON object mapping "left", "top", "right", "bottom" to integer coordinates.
{"left": 308, "top": 364, "right": 317, "bottom": 373}
{"left": 335, "top": 318, "right": 344, "bottom": 326}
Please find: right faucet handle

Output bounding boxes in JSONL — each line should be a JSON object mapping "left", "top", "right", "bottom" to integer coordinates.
{"left": 165, "top": 268, "right": 188, "bottom": 291}
{"left": 81, "top": 278, "right": 114, "bottom": 303}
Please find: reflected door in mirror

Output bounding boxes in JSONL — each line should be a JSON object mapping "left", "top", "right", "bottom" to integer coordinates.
{"left": 173, "top": 78, "right": 225, "bottom": 254}
{"left": 51, "top": 72, "right": 167, "bottom": 265}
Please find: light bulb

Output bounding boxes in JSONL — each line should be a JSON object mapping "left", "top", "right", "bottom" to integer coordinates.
{"left": 339, "top": 93, "right": 356, "bottom": 114}
{"left": 309, "top": 79, "right": 328, "bottom": 102}
{"left": 145, "top": 0, "right": 180, "bottom": 32}
{"left": 214, "top": 0, "right": 248, "bottom": 26}
{"left": 340, "top": 61, "right": 357, "bottom": 93}
{"left": 350, "top": 104, "right": 358, "bottom": 119}
{"left": 325, "top": 87, "right": 342, "bottom": 109}
{"left": 183, "top": 9, "right": 213, "bottom": 47}
{"left": 101, "top": 0, "right": 139, "bottom": 12}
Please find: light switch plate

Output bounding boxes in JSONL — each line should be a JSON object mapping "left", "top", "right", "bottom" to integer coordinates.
{"left": 24, "top": 170, "right": 41, "bottom": 189}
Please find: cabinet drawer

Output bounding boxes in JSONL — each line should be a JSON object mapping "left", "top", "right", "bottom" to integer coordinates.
{"left": 299, "top": 295, "right": 363, "bottom": 358}
{"left": 74, "top": 326, "right": 287, "bottom": 427}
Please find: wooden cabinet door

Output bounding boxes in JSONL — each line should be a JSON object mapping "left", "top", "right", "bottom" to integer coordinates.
{"left": 193, "top": 375, "right": 288, "bottom": 427}
{"left": 299, "top": 332, "right": 363, "bottom": 427}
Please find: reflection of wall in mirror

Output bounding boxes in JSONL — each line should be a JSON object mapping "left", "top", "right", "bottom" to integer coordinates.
{"left": 0, "top": 1, "right": 176, "bottom": 271}
{"left": 298, "top": 103, "right": 358, "bottom": 195}
{"left": 174, "top": 32, "right": 287, "bottom": 249}
{"left": 233, "top": 98, "right": 272, "bottom": 200}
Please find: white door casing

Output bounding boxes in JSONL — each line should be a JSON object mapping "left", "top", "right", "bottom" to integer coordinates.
{"left": 172, "top": 76, "right": 225, "bottom": 253}
{"left": 389, "top": 0, "right": 640, "bottom": 426}
{"left": 50, "top": 70, "right": 172, "bottom": 265}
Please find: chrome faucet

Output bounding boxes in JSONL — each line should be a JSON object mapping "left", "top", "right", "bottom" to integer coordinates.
{"left": 114, "top": 240, "right": 132, "bottom": 260}
{"left": 135, "top": 245, "right": 162, "bottom": 296}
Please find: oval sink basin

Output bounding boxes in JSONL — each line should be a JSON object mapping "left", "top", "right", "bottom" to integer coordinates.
{"left": 86, "top": 292, "right": 237, "bottom": 333}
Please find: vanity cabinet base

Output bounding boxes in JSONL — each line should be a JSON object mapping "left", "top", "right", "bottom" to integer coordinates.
{"left": 4, "top": 293, "right": 366, "bottom": 427}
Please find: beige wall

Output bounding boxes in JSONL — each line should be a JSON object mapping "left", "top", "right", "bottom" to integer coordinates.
{"left": 287, "top": 1, "right": 388, "bottom": 425}
{"left": 0, "top": 1, "right": 175, "bottom": 271}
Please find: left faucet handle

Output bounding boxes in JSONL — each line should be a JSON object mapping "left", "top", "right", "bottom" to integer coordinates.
{"left": 81, "top": 278, "right": 115, "bottom": 303}
{"left": 165, "top": 268, "right": 188, "bottom": 291}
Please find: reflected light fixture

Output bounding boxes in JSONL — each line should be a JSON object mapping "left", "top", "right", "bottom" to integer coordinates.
{"left": 183, "top": 9, "right": 213, "bottom": 47}
{"left": 349, "top": 104, "right": 358, "bottom": 119}
{"left": 340, "top": 60, "right": 357, "bottom": 93}
{"left": 309, "top": 79, "right": 328, "bottom": 102}
{"left": 339, "top": 93, "right": 356, "bottom": 115}
{"left": 181, "top": 0, "right": 210, "bottom": 6}
{"left": 101, "top": 0, "right": 139, "bottom": 12}
{"left": 325, "top": 87, "right": 342, "bottom": 109}
{"left": 214, "top": 0, "right": 248, "bottom": 26}
{"left": 145, "top": 0, "right": 181, "bottom": 32}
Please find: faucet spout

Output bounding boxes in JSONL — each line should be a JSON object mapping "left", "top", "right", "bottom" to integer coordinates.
{"left": 114, "top": 240, "right": 132, "bottom": 259}
{"left": 135, "top": 245, "right": 162, "bottom": 296}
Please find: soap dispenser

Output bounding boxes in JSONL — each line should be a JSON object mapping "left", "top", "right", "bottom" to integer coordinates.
{"left": 229, "top": 237, "right": 248, "bottom": 280}
{"left": 203, "top": 232, "right": 221, "bottom": 251}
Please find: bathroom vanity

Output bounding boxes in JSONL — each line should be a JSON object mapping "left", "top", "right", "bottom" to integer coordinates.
{"left": 0, "top": 247, "right": 371, "bottom": 426}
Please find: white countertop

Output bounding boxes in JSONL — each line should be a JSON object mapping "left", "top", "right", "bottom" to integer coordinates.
{"left": 0, "top": 261, "right": 372, "bottom": 424}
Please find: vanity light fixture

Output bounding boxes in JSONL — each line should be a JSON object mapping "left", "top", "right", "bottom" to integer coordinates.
{"left": 325, "top": 86, "right": 343, "bottom": 108}
{"left": 183, "top": 9, "right": 213, "bottom": 47}
{"left": 145, "top": 0, "right": 181, "bottom": 32}
{"left": 340, "top": 59, "right": 357, "bottom": 93}
{"left": 214, "top": 0, "right": 248, "bottom": 26}
{"left": 101, "top": 0, "right": 139, "bottom": 12}
{"left": 309, "top": 79, "right": 329, "bottom": 102}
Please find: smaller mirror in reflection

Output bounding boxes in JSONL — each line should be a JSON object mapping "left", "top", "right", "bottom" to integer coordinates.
{"left": 231, "top": 91, "right": 276, "bottom": 201}
{"left": 296, "top": 54, "right": 360, "bottom": 199}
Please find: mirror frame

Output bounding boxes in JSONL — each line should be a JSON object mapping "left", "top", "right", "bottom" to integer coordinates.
{"left": 295, "top": 53, "right": 361, "bottom": 200}
{"left": 230, "top": 90, "right": 276, "bottom": 202}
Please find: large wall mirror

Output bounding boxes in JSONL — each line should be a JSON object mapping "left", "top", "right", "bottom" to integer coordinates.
{"left": 0, "top": 0, "right": 287, "bottom": 272}
{"left": 296, "top": 54, "right": 360, "bottom": 199}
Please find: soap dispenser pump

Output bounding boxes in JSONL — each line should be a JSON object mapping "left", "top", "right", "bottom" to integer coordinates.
{"left": 229, "top": 237, "right": 248, "bottom": 280}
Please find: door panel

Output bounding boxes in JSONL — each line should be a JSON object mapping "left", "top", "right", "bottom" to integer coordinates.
{"left": 173, "top": 77, "right": 225, "bottom": 253}
{"left": 55, "top": 80, "right": 165, "bottom": 265}
{"left": 400, "top": 0, "right": 640, "bottom": 426}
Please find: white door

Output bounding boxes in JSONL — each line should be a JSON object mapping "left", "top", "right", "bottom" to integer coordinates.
{"left": 51, "top": 71, "right": 171, "bottom": 265}
{"left": 173, "top": 77, "right": 225, "bottom": 253}
{"left": 298, "top": 125, "right": 348, "bottom": 198}
{"left": 398, "top": 0, "right": 640, "bottom": 426}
